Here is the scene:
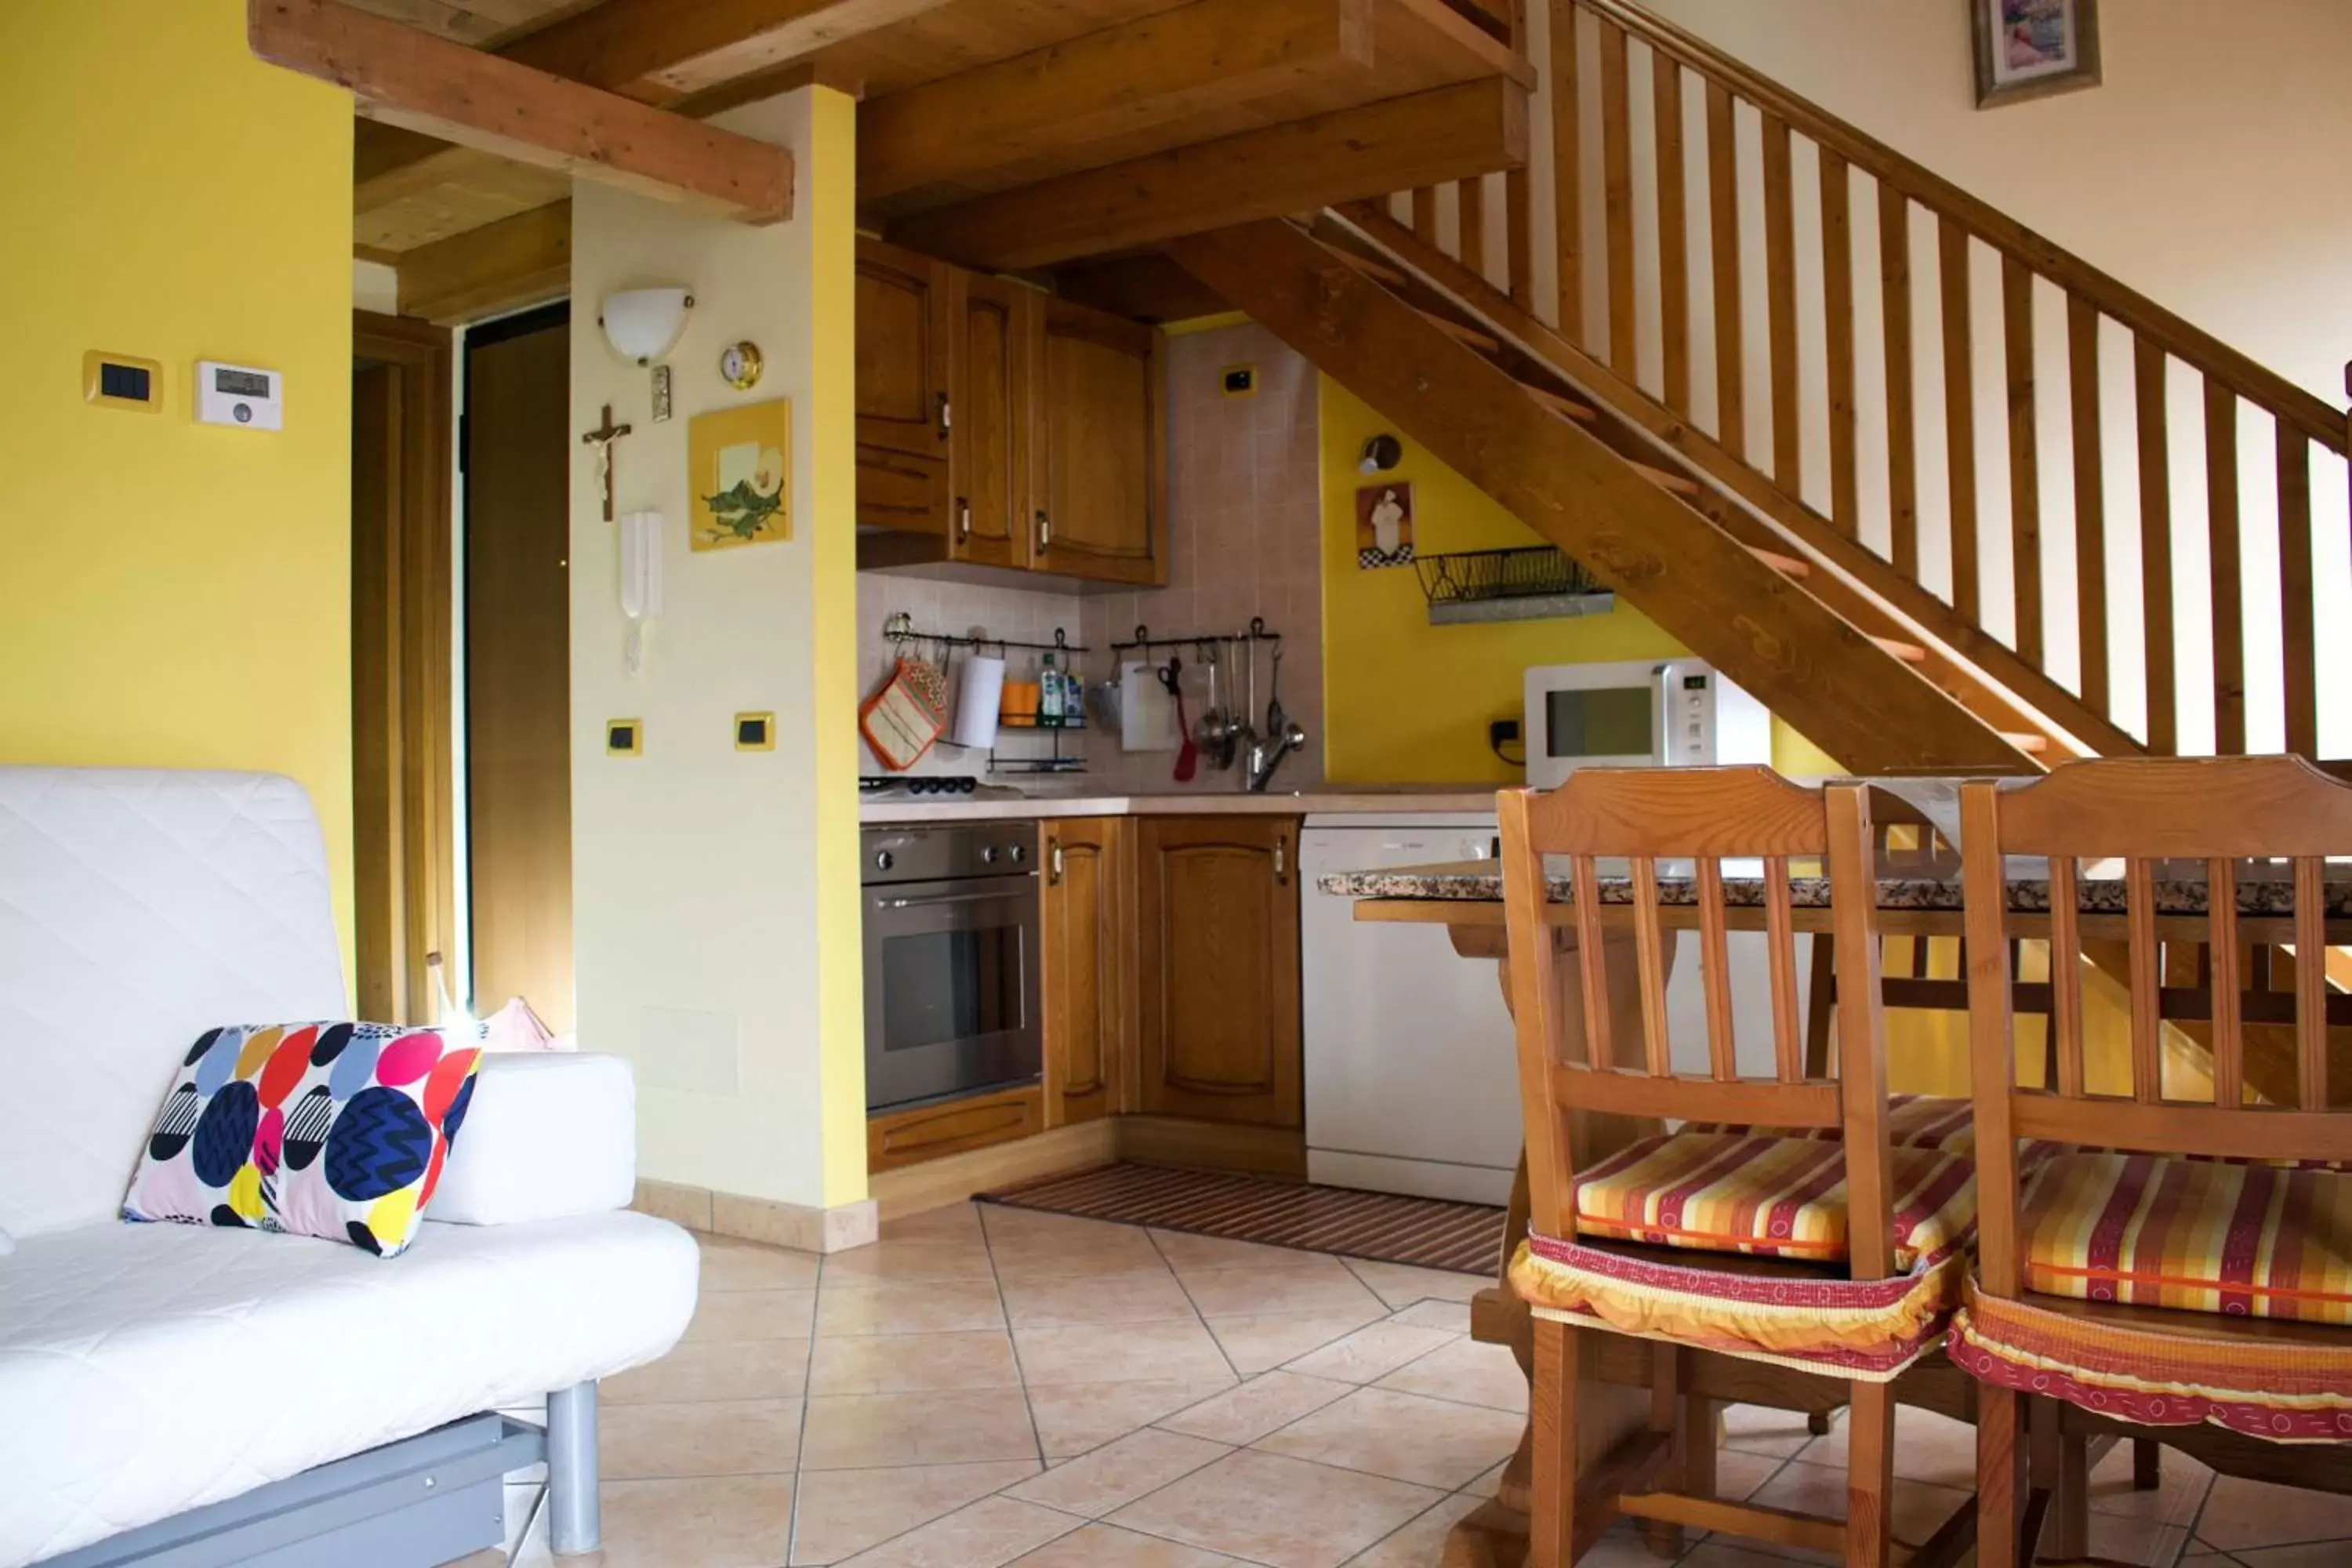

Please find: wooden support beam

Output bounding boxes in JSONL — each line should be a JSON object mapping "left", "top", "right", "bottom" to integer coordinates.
{"left": 858, "top": 0, "right": 1375, "bottom": 204}
{"left": 891, "top": 78, "right": 1526, "bottom": 272}
{"left": 254, "top": 0, "right": 793, "bottom": 223}
{"left": 397, "top": 200, "right": 572, "bottom": 323}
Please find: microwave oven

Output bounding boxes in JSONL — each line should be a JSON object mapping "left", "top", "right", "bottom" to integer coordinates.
{"left": 1522, "top": 658, "right": 1771, "bottom": 788}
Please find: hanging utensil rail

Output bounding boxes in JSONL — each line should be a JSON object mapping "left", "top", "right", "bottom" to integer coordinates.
{"left": 881, "top": 611, "right": 1088, "bottom": 655}
{"left": 1107, "top": 616, "right": 1280, "bottom": 655}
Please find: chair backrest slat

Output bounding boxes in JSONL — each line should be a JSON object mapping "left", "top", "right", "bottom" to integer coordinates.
{"left": 2048, "top": 853, "right": 2086, "bottom": 1095}
{"left": 2125, "top": 856, "right": 2163, "bottom": 1103}
{"left": 1696, "top": 857, "right": 1738, "bottom": 1080}
{"left": 2296, "top": 855, "right": 2328, "bottom": 1109}
{"left": 1631, "top": 857, "right": 1673, "bottom": 1076}
{"left": 1570, "top": 854, "right": 1612, "bottom": 1071}
{"left": 1764, "top": 855, "right": 1805, "bottom": 1083}
{"left": 2207, "top": 856, "right": 2241, "bottom": 1107}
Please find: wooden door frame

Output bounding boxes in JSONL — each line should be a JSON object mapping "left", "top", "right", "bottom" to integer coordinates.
{"left": 353, "top": 308, "right": 456, "bottom": 1024}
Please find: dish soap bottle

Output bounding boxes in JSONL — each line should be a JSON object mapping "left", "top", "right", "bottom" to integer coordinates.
{"left": 1040, "top": 651, "right": 1065, "bottom": 728}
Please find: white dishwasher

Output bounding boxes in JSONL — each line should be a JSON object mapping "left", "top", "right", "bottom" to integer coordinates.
{"left": 1301, "top": 811, "right": 1520, "bottom": 1204}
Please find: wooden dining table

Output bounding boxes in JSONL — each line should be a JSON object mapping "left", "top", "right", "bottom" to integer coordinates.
{"left": 1317, "top": 779, "right": 2352, "bottom": 1567}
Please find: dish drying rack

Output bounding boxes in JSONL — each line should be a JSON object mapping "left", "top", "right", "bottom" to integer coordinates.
{"left": 882, "top": 612, "right": 1090, "bottom": 775}
{"left": 1413, "top": 546, "right": 1615, "bottom": 625}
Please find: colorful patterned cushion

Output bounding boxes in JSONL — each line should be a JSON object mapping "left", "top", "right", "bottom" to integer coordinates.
{"left": 1570, "top": 1128, "right": 1980, "bottom": 1272}
{"left": 1949, "top": 1276, "right": 2352, "bottom": 1443}
{"left": 123, "top": 1023, "right": 481, "bottom": 1258}
{"left": 2016, "top": 1151, "right": 2352, "bottom": 1327}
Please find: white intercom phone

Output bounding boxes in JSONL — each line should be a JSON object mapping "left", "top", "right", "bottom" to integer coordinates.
{"left": 619, "top": 510, "right": 663, "bottom": 673}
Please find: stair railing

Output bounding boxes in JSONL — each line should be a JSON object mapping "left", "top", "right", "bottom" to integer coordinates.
{"left": 1398, "top": 0, "right": 2349, "bottom": 760}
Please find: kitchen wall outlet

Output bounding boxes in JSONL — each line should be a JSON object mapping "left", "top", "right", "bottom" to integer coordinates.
{"left": 1221, "top": 364, "right": 1258, "bottom": 397}
{"left": 607, "top": 719, "right": 643, "bottom": 756}
{"left": 734, "top": 711, "right": 775, "bottom": 750}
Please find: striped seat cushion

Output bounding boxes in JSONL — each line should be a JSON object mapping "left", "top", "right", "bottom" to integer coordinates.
{"left": 2019, "top": 1152, "right": 2352, "bottom": 1326}
{"left": 1572, "top": 1127, "right": 1979, "bottom": 1272}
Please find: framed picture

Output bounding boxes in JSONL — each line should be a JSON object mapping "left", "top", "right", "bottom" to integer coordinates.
{"left": 1973, "top": 0, "right": 2100, "bottom": 108}
{"left": 1354, "top": 481, "right": 1414, "bottom": 568}
{"left": 688, "top": 397, "right": 791, "bottom": 552}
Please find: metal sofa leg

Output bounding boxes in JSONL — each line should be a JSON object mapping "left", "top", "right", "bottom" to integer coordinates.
{"left": 547, "top": 1381, "right": 601, "bottom": 1555}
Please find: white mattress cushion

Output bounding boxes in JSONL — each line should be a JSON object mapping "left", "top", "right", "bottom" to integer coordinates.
{"left": 0, "top": 1211, "right": 698, "bottom": 1566}
{"left": 434, "top": 1054, "right": 637, "bottom": 1225}
{"left": 0, "top": 768, "right": 346, "bottom": 1239}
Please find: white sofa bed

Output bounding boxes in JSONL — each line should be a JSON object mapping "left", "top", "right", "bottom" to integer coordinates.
{"left": 0, "top": 768, "right": 699, "bottom": 1566}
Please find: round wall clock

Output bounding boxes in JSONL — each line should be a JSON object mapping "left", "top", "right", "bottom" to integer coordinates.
{"left": 719, "top": 340, "right": 764, "bottom": 390}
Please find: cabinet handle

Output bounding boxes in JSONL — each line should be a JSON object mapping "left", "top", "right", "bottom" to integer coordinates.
{"left": 1036, "top": 510, "right": 1051, "bottom": 549}
{"left": 1273, "top": 834, "right": 1288, "bottom": 884}
{"left": 935, "top": 392, "right": 951, "bottom": 437}
{"left": 1048, "top": 838, "right": 1064, "bottom": 885}
{"left": 957, "top": 499, "right": 971, "bottom": 540}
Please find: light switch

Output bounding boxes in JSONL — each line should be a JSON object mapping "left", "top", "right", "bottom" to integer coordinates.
{"left": 734, "top": 712, "right": 775, "bottom": 751}
{"left": 607, "top": 719, "right": 643, "bottom": 756}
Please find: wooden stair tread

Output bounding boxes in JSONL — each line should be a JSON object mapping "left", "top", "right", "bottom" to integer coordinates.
{"left": 1871, "top": 636, "right": 1928, "bottom": 664}
{"left": 1747, "top": 546, "right": 1812, "bottom": 578}
{"left": 1519, "top": 382, "right": 1597, "bottom": 423}
{"left": 1414, "top": 307, "right": 1501, "bottom": 354}
{"left": 1324, "top": 245, "right": 1409, "bottom": 289}
{"left": 2002, "top": 731, "right": 2052, "bottom": 754}
{"left": 1632, "top": 462, "right": 1700, "bottom": 496}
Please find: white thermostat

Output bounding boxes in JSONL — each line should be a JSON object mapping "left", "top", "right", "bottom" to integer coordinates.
{"left": 196, "top": 361, "right": 283, "bottom": 430}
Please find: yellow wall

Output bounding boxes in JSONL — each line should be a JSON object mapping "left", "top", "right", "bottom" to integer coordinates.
{"left": 1317, "top": 377, "right": 1838, "bottom": 782}
{"left": 0, "top": 1, "right": 356, "bottom": 969}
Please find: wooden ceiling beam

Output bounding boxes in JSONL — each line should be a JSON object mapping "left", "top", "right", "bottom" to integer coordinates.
{"left": 888, "top": 76, "right": 1526, "bottom": 272}
{"left": 252, "top": 0, "right": 793, "bottom": 223}
{"left": 396, "top": 200, "right": 573, "bottom": 322}
{"left": 858, "top": 0, "right": 1374, "bottom": 205}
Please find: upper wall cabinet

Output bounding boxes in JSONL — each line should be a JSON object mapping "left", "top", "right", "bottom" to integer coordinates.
{"left": 855, "top": 237, "right": 1165, "bottom": 588}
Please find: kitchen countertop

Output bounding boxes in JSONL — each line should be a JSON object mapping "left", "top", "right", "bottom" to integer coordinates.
{"left": 860, "top": 786, "right": 1503, "bottom": 824}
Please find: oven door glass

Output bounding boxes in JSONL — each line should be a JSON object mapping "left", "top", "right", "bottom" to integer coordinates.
{"left": 865, "top": 876, "right": 1042, "bottom": 1112}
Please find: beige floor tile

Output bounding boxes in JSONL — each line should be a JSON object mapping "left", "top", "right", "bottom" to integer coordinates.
{"left": 701, "top": 1236, "right": 823, "bottom": 1292}
{"left": 1007, "top": 1523, "right": 1244, "bottom": 1566}
{"left": 1385, "top": 1298, "right": 1472, "bottom": 1334}
{"left": 601, "top": 1397, "right": 803, "bottom": 1480}
{"left": 1714, "top": 1446, "right": 1784, "bottom": 1502}
{"left": 1283, "top": 1321, "right": 1459, "bottom": 1385}
{"left": 603, "top": 1338, "right": 811, "bottom": 1405}
{"left": 1254, "top": 1385, "right": 1523, "bottom": 1490}
{"left": 1342, "top": 1258, "right": 1488, "bottom": 1310}
{"left": 1026, "top": 1377, "right": 1240, "bottom": 1458}
{"left": 880, "top": 1202, "right": 985, "bottom": 1237}
{"left": 1007, "top": 1428, "right": 1232, "bottom": 1516}
{"left": 1747, "top": 1459, "right": 1970, "bottom": 1565}
{"left": 817, "top": 1233, "right": 997, "bottom": 1286}
{"left": 1178, "top": 1260, "right": 1388, "bottom": 1319}
{"left": 787, "top": 1460, "right": 1039, "bottom": 1566}
{"left": 1372, "top": 1336, "right": 1529, "bottom": 1414}
{"left": 1109, "top": 1450, "right": 1445, "bottom": 1568}
{"left": 1000, "top": 1268, "right": 1199, "bottom": 1328}
{"left": 2076, "top": 1515, "right": 2194, "bottom": 1566}
{"left": 1157, "top": 1370, "right": 1356, "bottom": 1445}
{"left": 590, "top": 1475, "right": 797, "bottom": 1568}
{"left": 984, "top": 1212, "right": 1167, "bottom": 1277}
{"left": 808, "top": 1330, "right": 1022, "bottom": 1396}
{"left": 1721, "top": 1401, "right": 1831, "bottom": 1459}
{"left": 2229, "top": 1544, "right": 2352, "bottom": 1566}
{"left": 815, "top": 1277, "right": 1005, "bottom": 1337}
{"left": 1014, "top": 1319, "right": 1235, "bottom": 1386}
{"left": 2195, "top": 1475, "right": 2352, "bottom": 1552}
{"left": 2087, "top": 1438, "right": 2214, "bottom": 1525}
{"left": 1678, "top": 1541, "right": 1835, "bottom": 1568}
{"left": 1203, "top": 1308, "right": 1388, "bottom": 1374}
{"left": 1796, "top": 1401, "right": 1976, "bottom": 1490}
{"left": 1338, "top": 1490, "right": 1486, "bottom": 1566}
{"left": 684, "top": 1288, "right": 817, "bottom": 1342}
{"left": 1150, "top": 1229, "right": 1317, "bottom": 1273}
{"left": 800, "top": 1387, "right": 1040, "bottom": 1470}
{"left": 837, "top": 1495, "right": 1080, "bottom": 1568}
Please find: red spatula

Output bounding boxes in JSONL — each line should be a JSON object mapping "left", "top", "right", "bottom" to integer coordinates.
{"left": 1160, "top": 658, "right": 1199, "bottom": 782}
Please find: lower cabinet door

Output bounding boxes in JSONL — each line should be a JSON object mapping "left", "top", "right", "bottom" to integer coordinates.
{"left": 1041, "top": 818, "right": 1125, "bottom": 1126}
{"left": 1135, "top": 816, "right": 1302, "bottom": 1127}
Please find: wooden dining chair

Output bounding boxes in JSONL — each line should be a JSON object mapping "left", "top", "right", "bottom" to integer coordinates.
{"left": 1498, "top": 767, "right": 1977, "bottom": 1568}
{"left": 1955, "top": 756, "right": 2352, "bottom": 1568}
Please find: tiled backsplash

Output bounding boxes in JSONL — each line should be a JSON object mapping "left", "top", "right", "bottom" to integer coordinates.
{"left": 855, "top": 319, "right": 1323, "bottom": 792}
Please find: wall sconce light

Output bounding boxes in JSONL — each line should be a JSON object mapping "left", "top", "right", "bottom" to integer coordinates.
{"left": 600, "top": 287, "right": 695, "bottom": 365}
{"left": 1358, "top": 433, "right": 1404, "bottom": 475}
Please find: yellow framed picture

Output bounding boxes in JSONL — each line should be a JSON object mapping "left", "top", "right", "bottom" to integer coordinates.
{"left": 688, "top": 397, "right": 791, "bottom": 551}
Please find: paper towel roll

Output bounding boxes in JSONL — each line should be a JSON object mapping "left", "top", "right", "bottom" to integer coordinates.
{"left": 952, "top": 655, "right": 1006, "bottom": 748}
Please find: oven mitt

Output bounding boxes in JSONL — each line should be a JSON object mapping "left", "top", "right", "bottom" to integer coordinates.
{"left": 860, "top": 657, "right": 952, "bottom": 771}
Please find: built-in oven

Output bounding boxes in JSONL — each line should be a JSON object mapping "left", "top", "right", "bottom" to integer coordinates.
{"left": 862, "top": 821, "right": 1043, "bottom": 1113}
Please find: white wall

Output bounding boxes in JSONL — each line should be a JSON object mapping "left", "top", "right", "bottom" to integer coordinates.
{"left": 569, "top": 86, "right": 866, "bottom": 1213}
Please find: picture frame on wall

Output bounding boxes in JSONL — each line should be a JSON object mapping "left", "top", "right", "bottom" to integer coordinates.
{"left": 1972, "top": 0, "right": 2100, "bottom": 108}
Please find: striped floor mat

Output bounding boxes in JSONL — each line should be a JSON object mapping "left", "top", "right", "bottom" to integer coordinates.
{"left": 977, "top": 1162, "right": 1506, "bottom": 1276}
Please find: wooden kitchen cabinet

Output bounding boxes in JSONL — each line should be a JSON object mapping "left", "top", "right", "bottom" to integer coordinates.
{"left": 1040, "top": 818, "right": 1128, "bottom": 1127}
{"left": 1033, "top": 298, "right": 1165, "bottom": 586}
{"left": 1134, "top": 816, "right": 1303, "bottom": 1128}
{"left": 949, "top": 271, "right": 1034, "bottom": 571}
{"left": 855, "top": 237, "right": 953, "bottom": 540}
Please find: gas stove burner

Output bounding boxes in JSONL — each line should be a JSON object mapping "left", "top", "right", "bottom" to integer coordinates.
{"left": 858, "top": 774, "right": 982, "bottom": 797}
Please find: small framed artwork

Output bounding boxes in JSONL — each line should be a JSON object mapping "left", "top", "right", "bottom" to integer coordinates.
{"left": 688, "top": 397, "right": 791, "bottom": 552}
{"left": 1355, "top": 481, "right": 1415, "bottom": 568}
{"left": 1972, "top": 0, "right": 2100, "bottom": 109}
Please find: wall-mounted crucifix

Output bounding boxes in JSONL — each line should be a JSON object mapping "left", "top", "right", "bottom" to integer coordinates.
{"left": 582, "top": 404, "right": 633, "bottom": 523}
